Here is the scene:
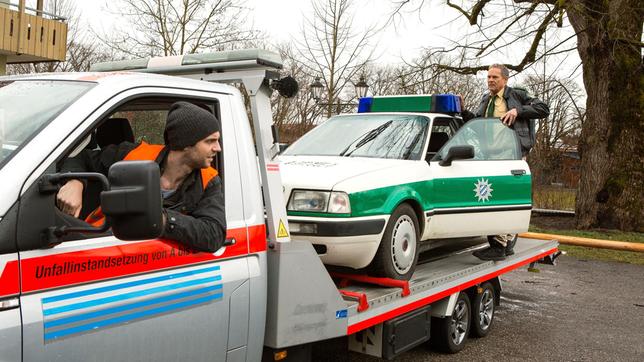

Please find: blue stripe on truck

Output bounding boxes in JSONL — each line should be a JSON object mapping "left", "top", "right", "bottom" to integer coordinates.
{"left": 42, "top": 266, "right": 221, "bottom": 304}
{"left": 44, "top": 293, "right": 223, "bottom": 341}
{"left": 43, "top": 275, "right": 221, "bottom": 316}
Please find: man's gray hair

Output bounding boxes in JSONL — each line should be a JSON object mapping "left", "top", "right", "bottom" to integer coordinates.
{"left": 489, "top": 64, "right": 510, "bottom": 78}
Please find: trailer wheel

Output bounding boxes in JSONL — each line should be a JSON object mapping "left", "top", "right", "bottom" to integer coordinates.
{"left": 431, "top": 292, "right": 471, "bottom": 353}
{"left": 470, "top": 282, "right": 495, "bottom": 338}
{"left": 370, "top": 204, "right": 419, "bottom": 280}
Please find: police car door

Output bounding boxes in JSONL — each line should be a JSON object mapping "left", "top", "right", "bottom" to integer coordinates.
{"left": 17, "top": 88, "right": 250, "bottom": 362}
{"left": 426, "top": 118, "right": 531, "bottom": 238}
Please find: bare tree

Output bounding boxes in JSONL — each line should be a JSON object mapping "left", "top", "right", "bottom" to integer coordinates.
{"left": 394, "top": 0, "right": 643, "bottom": 231}
{"left": 296, "top": 0, "right": 376, "bottom": 117}
{"left": 525, "top": 75, "right": 584, "bottom": 187}
{"left": 272, "top": 45, "right": 324, "bottom": 142}
{"left": 7, "top": 0, "right": 110, "bottom": 74}
{"left": 98, "top": 0, "right": 260, "bottom": 57}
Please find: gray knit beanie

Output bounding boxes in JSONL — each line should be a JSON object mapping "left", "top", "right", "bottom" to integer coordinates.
{"left": 164, "top": 101, "right": 221, "bottom": 150}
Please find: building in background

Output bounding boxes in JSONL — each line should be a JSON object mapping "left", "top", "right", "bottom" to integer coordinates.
{"left": 1, "top": 0, "right": 67, "bottom": 74}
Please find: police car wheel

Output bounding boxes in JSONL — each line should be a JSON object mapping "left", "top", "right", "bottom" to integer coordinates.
{"left": 370, "top": 204, "right": 419, "bottom": 280}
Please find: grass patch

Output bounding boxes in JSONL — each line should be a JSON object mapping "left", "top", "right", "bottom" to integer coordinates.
{"left": 558, "top": 245, "right": 644, "bottom": 265}
{"left": 532, "top": 186, "right": 576, "bottom": 210}
{"left": 529, "top": 226, "right": 644, "bottom": 265}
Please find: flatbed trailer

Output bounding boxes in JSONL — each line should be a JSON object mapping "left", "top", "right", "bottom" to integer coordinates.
{"left": 264, "top": 237, "right": 559, "bottom": 360}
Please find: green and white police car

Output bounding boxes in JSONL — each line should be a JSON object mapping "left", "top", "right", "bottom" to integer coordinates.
{"left": 279, "top": 95, "right": 531, "bottom": 280}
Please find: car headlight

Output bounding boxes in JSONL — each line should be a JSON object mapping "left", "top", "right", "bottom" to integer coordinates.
{"left": 288, "top": 190, "right": 330, "bottom": 212}
{"left": 328, "top": 191, "right": 351, "bottom": 213}
{"left": 287, "top": 190, "right": 351, "bottom": 213}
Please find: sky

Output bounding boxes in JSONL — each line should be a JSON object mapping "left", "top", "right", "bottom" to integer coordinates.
{"left": 70, "top": 0, "right": 582, "bottom": 89}
{"left": 74, "top": 0, "right": 452, "bottom": 65}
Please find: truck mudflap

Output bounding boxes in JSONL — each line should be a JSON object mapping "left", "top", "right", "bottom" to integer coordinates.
{"left": 342, "top": 237, "right": 558, "bottom": 335}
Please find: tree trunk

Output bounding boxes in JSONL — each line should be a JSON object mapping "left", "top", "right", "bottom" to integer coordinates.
{"left": 567, "top": 0, "right": 643, "bottom": 231}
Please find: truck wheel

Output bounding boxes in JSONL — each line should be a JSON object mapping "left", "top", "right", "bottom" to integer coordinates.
{"left": 370, "top": 204, "right": 419, "bottom": 280}
{"left": 430, "top": 292, "right": 471, "bottom": 353}
{"left": 470, "top": 282, "right": 495, "bottom": 338}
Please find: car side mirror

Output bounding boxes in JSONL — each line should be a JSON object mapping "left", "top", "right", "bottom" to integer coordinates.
{"left": 102, "top": 161, "right": 163, "bottom": 240}
{"left": 439, "top": 145, "right": 474, "bottom": 166}
{"left": 277, "top": 143, "right": 290, "bottom": 154}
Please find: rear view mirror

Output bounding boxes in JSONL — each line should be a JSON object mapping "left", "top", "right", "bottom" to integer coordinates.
{"left": 439, "top": 145, "right": 474, "bottom": 166}
{"left": 102, "top": 161, "right": 163, "bottom": 240}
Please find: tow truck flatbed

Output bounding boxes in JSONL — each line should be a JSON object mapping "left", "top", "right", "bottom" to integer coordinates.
{"left": 341, "top": 237, "right": 557, "bottom": 334}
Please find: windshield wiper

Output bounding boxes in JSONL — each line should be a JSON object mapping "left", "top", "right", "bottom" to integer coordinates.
{"left": 340, "top": 120, "right": 393, "bottom": 157}
{"left": 403, "top": 130, "right": 424, "bottom": 160}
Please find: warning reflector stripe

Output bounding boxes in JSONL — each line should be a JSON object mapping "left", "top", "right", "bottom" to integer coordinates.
{"left": 267, "top": 163, "right": 280, "bottom": 171}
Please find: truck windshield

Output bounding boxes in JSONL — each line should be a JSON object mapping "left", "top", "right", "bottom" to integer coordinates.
{"left": 0, "top": 80, "right": 94, "bottom": 169}
{"left": 283, "top": 114, "right": 429, "bottom": 160}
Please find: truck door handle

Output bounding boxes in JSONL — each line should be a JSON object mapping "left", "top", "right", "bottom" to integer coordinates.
{"left": 223, "top": 238, "right": 236, "bottom": 246}
{"left": 511, "top": 169, "right": 526, "bottom": 176}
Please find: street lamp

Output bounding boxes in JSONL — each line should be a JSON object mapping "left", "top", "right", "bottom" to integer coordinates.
{"left": 354, "top": 76, "right": 369, "bottom": 98}
{"left": 310, "top": 77, "right": 324, "bottom": 102}
{"left": 309, "top": 76, "right": 370, "bottom": 104}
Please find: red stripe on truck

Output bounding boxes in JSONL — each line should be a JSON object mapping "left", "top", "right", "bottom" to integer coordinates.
{"left": 346, "top": 247, "right": 559, "bottom": 335}
{"left": 0, "top": 261, "right": 20, "bottom": 297}
{"left": 9, "top": 224, "right": 266, "bottom": 295}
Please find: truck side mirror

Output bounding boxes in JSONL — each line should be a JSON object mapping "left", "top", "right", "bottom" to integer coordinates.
{"left": 439, "top": 145, "right": 474, "bottom": 166}
{"left": 102, "top": 161, "right": 163, "bottom": 240}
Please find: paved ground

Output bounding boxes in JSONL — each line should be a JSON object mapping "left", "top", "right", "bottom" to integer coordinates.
{"left": 312, "top": 255, "right": 644, "bottom": 361}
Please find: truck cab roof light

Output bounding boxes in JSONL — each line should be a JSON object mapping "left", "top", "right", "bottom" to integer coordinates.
{"left": 90, "top": 49, "right": 283, "bottom": 73}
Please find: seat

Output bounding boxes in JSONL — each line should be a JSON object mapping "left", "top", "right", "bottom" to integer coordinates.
{"left": 96, "top": 118, "right": 135, "bottom": 148}
{"left": 79, "top": 118, "right": 134, "bottom": 219}
{"left": 426, "top": 132, "right": 450, "bottom": 159}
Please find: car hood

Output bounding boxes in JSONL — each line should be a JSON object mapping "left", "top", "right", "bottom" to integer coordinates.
{"left": 279, "top": 155, "right": 405, "bottom": 192}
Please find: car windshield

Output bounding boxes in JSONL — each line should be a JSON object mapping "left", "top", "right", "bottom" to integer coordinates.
{"left": 284, "top": 114, "right": 429, "bottom": 160}
{"left": 0, "top": 80, "right": 94, "bottom": 170}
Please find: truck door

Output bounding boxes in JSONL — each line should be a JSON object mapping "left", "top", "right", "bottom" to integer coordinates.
{"left": 16, "top": 89, "right": 251, "bottom": 362}
{"left": 427, "top": 118, "right": 531, "bottom": 238}
{"left": 0, "top": 205, "right": 21, "bottom": 362}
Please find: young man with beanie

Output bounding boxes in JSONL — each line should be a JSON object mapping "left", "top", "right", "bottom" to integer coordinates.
{"left": 56, "top": 101, "right": 227, "bottom": 252}
{"left": 460, "top": 64, "right": 549, "bottom": 261}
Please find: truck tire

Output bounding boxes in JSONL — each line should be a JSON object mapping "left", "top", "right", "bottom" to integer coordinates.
{"left": 470, "top": 282, "right": 495, "bottom": 338}
{"left": 369, "top": 204, "right": 419, "bottom": 280}
{"left": 430, "top": 292, "right": 471, "bottom": 353}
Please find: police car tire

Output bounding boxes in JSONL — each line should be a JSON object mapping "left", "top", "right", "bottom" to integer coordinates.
{"left": 470, "top": 282, "right": 495, "bottom": 338}
{"left": 370, "top": 204, "right": 419, "bottom": 280}
{"left": 430, "top": 292, "right": 471, "bottom": 354}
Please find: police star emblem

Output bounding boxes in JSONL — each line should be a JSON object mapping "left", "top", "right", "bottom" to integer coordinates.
{"left": 473, "top": 179, "right": 493, "bottom": 202}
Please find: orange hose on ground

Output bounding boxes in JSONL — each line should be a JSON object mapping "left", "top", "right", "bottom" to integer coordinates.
{"left": 519, "top": 232, "right": 644, "bottom": 253}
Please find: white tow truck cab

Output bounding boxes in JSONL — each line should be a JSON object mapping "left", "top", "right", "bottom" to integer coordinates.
{"left": 0, "top": 49, "right": 559, "bottom": 362}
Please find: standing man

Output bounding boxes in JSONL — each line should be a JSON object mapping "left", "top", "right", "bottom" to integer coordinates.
{"left": 462, "top": 64, "right": 549, "bottom": 261}
{"left": 56, "top": 101, "right": 227, "bottom": 252}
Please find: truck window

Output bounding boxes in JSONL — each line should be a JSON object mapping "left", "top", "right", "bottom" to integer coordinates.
{"left": 0, "top": 80, "right": 94, "bottom": 171}
{"left": 57, "top": 96, "right": 224, "bottom": 233}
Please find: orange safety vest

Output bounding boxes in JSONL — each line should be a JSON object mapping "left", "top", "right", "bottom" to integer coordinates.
{"left": 85, "top": 142, "right": 218, "bottom": 227}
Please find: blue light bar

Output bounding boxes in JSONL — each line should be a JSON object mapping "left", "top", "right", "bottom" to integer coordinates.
{"left": 357, "top": 97, "right": 374, "bottom": 113}
{"left": 432, "top": 94, "right": 461, "bottom": 113}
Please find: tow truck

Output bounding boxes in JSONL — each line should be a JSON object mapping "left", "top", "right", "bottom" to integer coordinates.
{"left": 0, "top": 49, "right": 559, "bottom": 361}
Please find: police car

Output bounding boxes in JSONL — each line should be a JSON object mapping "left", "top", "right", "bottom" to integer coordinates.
{"left": 280, "top": 95, "right": 532, "bottom": 280}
